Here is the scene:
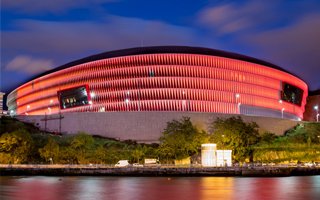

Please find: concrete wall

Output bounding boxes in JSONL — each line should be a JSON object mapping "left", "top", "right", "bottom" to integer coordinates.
{"left": 17, "top": 112, "right": 300, "bottom": 143}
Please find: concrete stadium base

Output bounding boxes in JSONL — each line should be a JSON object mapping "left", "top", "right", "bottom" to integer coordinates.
{"left": 16, "top": 112, "right": 300, "bottom": 143}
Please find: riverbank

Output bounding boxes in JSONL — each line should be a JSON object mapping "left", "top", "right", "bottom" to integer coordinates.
{"left": 1, "top": 165, "right": 319, "bottom": 177}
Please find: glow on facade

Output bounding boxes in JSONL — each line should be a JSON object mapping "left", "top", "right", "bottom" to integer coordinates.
{"left": 7, "top": 46, "right": 308, "bottom": 120}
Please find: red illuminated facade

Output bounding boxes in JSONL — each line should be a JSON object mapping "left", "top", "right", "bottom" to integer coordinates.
{"left": 7, "top": 46, "right": 308, "bottom": 120}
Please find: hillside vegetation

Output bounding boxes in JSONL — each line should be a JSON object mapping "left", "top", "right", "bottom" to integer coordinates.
{"left": 1, "top": 116, "right": 319, "bottom": 164}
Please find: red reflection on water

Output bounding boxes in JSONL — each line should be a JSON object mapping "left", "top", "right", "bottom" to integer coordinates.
{"left": 1, "top": 176, "right": 319, "bottom": 200}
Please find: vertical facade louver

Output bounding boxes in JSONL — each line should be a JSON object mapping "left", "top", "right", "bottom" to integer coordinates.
{"left": 7, "top": 47, "right": 308, "bottom": 120}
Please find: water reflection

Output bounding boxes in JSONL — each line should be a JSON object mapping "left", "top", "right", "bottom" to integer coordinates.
{"left": 200, "top": 177, "right": 234, "bottom": 199}
{"left": 0, "top": 176, "right": 319, "bottom": 200}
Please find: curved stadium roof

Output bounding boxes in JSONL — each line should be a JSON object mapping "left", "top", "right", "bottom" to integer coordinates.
{"left": 33, "top": 46, "right": 300, "bottom": 81}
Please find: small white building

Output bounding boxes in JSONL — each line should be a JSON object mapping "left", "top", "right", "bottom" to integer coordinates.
{"left": 201, "top": 143, "right": 232, "bottom": 167}
{"left": 216, "top": 150, "right": 232, "bottom": 167}
{"left": 201, "top": 144, "right": 217, "bottom": 167}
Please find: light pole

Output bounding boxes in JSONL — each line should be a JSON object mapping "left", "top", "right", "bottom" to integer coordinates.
{"left": 314, "top": 105, "right": 319, "bottom": 122}
{"left": 138, "top": 79, "right": 141, "bottom": 111}
{"left": 48, "top": 99, "right": 53, "bottom": 115}
{"left": 125, "top": 91, "right": 130, "bottom": 111}
{"left": 26, "top": 105, "right": 30, "bottom": 115}
{"left": 279, "top": 100, "right": 283, "bottom": 118}
{"left": 235, "top": 93, "right": 240, "bottom": 114}
{"left": 281, "top": 108, "right": 285, "bottom": 119}
{"left": 182, "top": 90, "right": 186, "bottom": 111}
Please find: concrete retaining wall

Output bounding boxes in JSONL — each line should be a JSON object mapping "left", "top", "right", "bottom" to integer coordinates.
{"left": 1, "top": 165, "right": 319, "bottom": 177}
{"left": 17, "top": 112, "right": 300, "bottom": 143}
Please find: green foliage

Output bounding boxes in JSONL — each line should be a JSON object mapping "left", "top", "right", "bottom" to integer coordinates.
{"left": 0, "top": 116, "right": 41, "bottom": 136}
{"left": 253, "top": 123, "right": 320, "bottom": 163}
{"left": 70, "top": 132, "right": 94, "bottom": 164}
{"left": 285, "top": 123, "right": 320, "bottom": 143}
{"left": 131, "top": 144, "right": 148, "bottom": 163}
{"left": 259, "top": 132, "right": 278, "bottom": 144}
{"left": 0, "top": 129, "right": 33, "bottom": 164}
{"left": 156, "top": 143, "right": 174, "bottom": 164}
{"left": 159, "top": 117, "right": 207, "bottom": 160}
{"left": 57, "top": 146, "right": 77, "bottom": 164}
{"left": 1, "top": 115, "right": 320, "bottom": 165}
{"left": 39, "top": 137, "right": 60, "bottom": 164}
{"left": 209, "top": 117, "right": 260, "bottom": 162}
{"left": 253, "top": 143, "right": 320, "bottom": 163}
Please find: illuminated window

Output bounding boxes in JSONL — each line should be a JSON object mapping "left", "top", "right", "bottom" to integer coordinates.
{"left": 57, "top": 85, "right": 90, "bottom": 109}
{"left": 281, "top": 82, "right": 303, "bottom": 106}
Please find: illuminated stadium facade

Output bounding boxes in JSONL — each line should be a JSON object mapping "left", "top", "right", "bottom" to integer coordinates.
{"left": 7, "top": 46, "right": 308, "bottom": 120}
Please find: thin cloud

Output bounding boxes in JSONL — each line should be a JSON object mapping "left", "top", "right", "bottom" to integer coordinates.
{"left": 5, "top": 55, "right": 53, "bottom": 74}
{"left": 2, "top": 16, "right": 199, "bottom": 57}
{"left": 198, "top": 1, "right": 272, "bottom": 34}
{"left": 1, "top": 0, "right": 116, "bottom": 14}
{"left": 0, "top": 15, "right": 216, "bottom": 92}
{"left": 247, "top": 14, "right": 320, "bottom": 90}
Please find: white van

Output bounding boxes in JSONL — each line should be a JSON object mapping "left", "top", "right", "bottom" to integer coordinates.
{"left": 144, "top": 158, "right": 160, "bottom": 167}
{"left": 115, "top": 160, "right": 130, "bottom": 167}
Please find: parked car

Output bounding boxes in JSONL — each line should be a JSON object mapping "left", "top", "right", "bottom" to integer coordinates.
{"left": 144, "top": 158, "right": 160, "bottom": 167}
{"left": 115, "top": 160, "right": 130, "bottom": 167}
{"left": 132, "top": 163, "right": 144, "bottom": 167}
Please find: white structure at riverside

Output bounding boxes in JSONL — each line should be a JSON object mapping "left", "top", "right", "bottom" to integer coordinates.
{"left": 201, "top": 144, "right": 217, "bottom": 167}
{"left": 216, "top": 150, "right": 233, "bottom": 167}
{"left": 201, "top": 143, "right": 232, "bottom": 167}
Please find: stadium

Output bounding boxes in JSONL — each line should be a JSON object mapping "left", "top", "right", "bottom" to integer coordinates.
{"left": 7, "top": 46, "right": 308, "bottom": 121}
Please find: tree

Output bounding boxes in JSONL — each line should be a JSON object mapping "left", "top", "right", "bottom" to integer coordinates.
{"left": 157, "top": 143, "right": 174, "bottom": 164}
{"left": 0, "top": 129, "right": 33, "bottom": 164}
{"left": 39, "top": 137, "right": 60, "bottom": 164}
{"left": 70, "top": 132, "right": 94, "bottom": 164}
{"left": 58, "top": 146, "right": 77, "bottom": 164}
{"left": 285, "top": 123, "right": 320, "bottom": 144}
{"left": 159, "top": 117, "right": 208, "bottom": 160}
{"left": 259, "top": 132, "right": 278, "bottom": 144}
{"left": 209, "top": 117, "right": 260, "bottom": 162}
{"left": 131, "top": 144, "right": 147, "bottom": 163}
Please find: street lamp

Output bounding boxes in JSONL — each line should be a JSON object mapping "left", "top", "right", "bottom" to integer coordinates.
{"left": 138, "top": 79, "right": 141, "bottom": 111}
{"left": 314, "top": 105, "right": 319, "bottom": 122}
{"left": 125, "top": 91, "right": 130, "bottom": 111}
{"left": 182, "top": 90, "right": 186, "bottom": 111}
{"left": 279, "top": 100, "right": 283, "bottom": 118}
{"left": 235, "top": 93, "right": 240, "bottom": 114}
{"left": 90, "top": 92, "right": 95, "bottom": 98}
{"left": 125, "top": 98, "right": 130, "bottom": 111}
{"left": 281, "top": 108, "right": 285, "bottom": 119}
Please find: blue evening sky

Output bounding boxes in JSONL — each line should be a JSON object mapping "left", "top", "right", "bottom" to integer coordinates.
{"left": 1, "top": 0, "right": 320, "bottom": 94}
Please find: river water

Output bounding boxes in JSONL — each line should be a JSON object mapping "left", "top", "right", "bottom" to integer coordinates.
{"left": 1, "top": 176, "right": 319, "bottom": 200}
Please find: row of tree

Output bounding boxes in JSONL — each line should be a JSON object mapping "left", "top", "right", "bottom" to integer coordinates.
{"left": 0, "top": 116, "right": 320, "bottom": 164}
